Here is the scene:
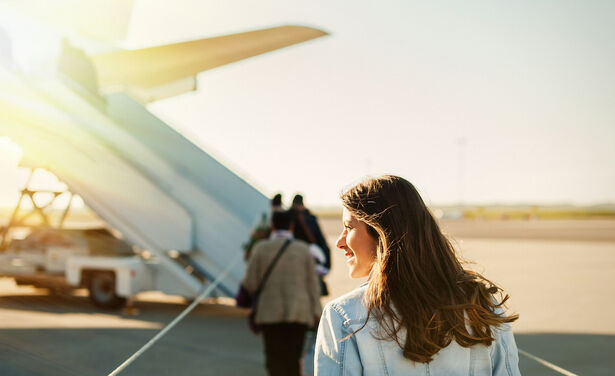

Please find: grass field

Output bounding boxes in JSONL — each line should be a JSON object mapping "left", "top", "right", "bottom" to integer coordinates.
{"left": 314, "top": 205, "right": 615, "bottom": 220}
{"left": 461, "top": 206, "right": 615, "bottom": 220}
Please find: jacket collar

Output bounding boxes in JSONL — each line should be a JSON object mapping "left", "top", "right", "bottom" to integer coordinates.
{"left": 270, "top": 230, "right": 294, "bottom": 240}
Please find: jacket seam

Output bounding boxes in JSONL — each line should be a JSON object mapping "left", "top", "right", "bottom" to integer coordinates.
{"left": 469, "top": 344, "right": 476, "bottom": 376}
{"left": 377, "top": 340, "right": 390, "bottom": 376}
{"left": 504, "top": 340, "right": 513, "bottom": 376}
{"left": 325, "top": 303, "right": 347, "bottom": 375}
{"left": 339, "top": 323, "right": 347, "bottom": 375}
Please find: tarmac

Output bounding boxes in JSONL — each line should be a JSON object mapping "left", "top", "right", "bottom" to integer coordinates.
{"left": 0, "top": 218, "right": 613, "bottom": 375}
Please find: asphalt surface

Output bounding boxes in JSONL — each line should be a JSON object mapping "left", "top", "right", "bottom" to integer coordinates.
{"left": 0, "top": 289, "right": 265, "bottom": 376}
{"left": 0, "top": 218, "right": 613, "bottom": 375}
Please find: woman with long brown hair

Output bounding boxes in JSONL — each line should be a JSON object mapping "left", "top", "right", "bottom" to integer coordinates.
{"left": 314, "top": 175, "right": 520, "bottom": 375}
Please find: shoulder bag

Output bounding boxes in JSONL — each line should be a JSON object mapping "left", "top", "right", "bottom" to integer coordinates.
{"left": 236, "top": 239, "right": 291, "bottom": 333}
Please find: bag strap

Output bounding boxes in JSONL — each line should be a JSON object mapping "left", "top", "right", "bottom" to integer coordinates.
{"left": 255, "top": 239, "right": 291, "bottom": 297}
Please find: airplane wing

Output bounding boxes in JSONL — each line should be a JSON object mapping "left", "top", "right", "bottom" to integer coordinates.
{"left": 89, "top": 25, "right": 328, "bottom": 101}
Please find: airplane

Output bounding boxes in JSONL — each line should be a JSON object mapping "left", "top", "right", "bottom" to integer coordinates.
{"left": 0, "top": 1, "right": 328, "bottom": 307}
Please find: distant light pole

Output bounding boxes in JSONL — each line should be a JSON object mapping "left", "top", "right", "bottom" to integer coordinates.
{"left": 457, "top": 137, "right": 466, "bottom": 211}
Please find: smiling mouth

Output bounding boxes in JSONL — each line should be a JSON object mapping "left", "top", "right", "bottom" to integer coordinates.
{"left": 344, "top": 250, "right": 354, "bottom": 258}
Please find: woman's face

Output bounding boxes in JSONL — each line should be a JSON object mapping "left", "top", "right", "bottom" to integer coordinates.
{"left": 336, "top": 207, "right": 378, "bottom": 278}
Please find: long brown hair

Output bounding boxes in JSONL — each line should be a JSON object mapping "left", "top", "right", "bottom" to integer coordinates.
{"left": 341, "top": 175, "right": 518, "bottom": 363}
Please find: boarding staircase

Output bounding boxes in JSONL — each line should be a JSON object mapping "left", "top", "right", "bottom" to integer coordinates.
{"left": 0, "top": 66, "right": 266, "bottom": 298}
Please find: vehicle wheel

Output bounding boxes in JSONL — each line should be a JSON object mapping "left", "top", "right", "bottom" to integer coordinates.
{"left": 88, "top": 271, "right": 126, "bottom": 309}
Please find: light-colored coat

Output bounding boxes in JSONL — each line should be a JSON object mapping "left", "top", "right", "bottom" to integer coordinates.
{"left": 243, "top": 237, "right": 322, "bottom": 327}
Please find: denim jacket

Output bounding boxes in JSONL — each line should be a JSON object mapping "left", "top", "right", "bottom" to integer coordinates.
{"left": 314, "top": 285, "right": 521, "bottom": 375}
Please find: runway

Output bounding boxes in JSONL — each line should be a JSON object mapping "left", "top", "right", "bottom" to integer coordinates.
{"left": 0, "top": 218, "right": 613, "bottom": 375}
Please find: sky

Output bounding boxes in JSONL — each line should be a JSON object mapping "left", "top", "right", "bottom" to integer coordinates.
{"left": 1, "top": 0, "right": 614, "bottom": 208}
